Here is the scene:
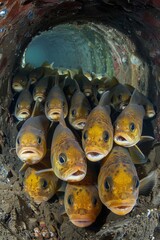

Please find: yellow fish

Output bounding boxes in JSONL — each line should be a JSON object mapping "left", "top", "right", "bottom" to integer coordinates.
{"left": 38, "top": 115, "right": 87, "bottom": 182}
{"left": 24, "top": 160, "right": 59, "bottom": 204}
{"left": 16, "top": 115, "right": 49, "bottom": 165}
{"left": 74, "top": 68, "right": 92, "bottom": 97}
{"left": 114, "top": 90, "right": 152, "bottom": 147}
{"left": 69, "top": 80, "right": 91, "bottom": 130}
{"left": 33, "top": 77, "right": 49, "bottom": 102}
{"left": 45, "top": 75, "right": 68, "bottom": 122}
{"left": 98, "top": 146, "right": 155, "bottom": 215}
{"left": 82, "top": 91, "right": 113, "bottom": 161}
{"left": 64, "top": 168, "right": 102, "bottom": 227}
{"left": 14, "top": 89, "right": 33, "bottom": 121}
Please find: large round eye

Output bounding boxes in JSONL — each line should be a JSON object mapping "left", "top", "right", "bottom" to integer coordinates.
{"left": 104, "top": 177, "right": 112, "bottom": 191}
{"left": 83, "top": 130, "right": 88, "bottom": 140}
{"left": 103, "top": 131, "right": 109, "bottom": 142}
{"left": 92, "top": 197, "right": 98, "bottom": 206}
{"left": 40, "top": 178, "right": 48, "bottom": 189}
{"left": 118, "top": 94, "right": 122, "bottom": 101}
{"left": 37, "top": 137, "right": 41, "bottom": 144}
{"left": 133, "top": 176, "right": 139, "bottom": 189}
{"left": 46, "top": 101, "right": 49, "bottom": 108}
{"left": 59, "top": 153, "right": 67, "bottom": 165}
{"left": 17, "top": 137, "right": 20, "bottom": 145}
{"left": 71, "top": 109, "right": 76, "bottom": 116}
{"left": 129, "top": 122, "right": 135, "bottom": 132}
{"left": 68, "top": 194, "right": 74, "bottom": 206}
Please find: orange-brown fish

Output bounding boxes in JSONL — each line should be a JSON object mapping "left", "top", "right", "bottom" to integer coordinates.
{"left": 110, "top": 80, "right": 132, "bottom": 111}
{"left": 33, "top": 77, "right": 49, "bottom": 102}
{"left": 24, "top": 161, "right": 59, "bottom": 204}
{"left": 82, "top": 91, "right": 113, "bottom": 161}
{"left": 45, "top": 75, "right": 68, "bottom": 121}
{"left": 12, "top": 71, "right": 28, "bottom": 92}
{"left": 69, "top": 80, "right": 91, "bottom": 130}
{"left": 64, "top": 168, "right": 102, "bottom": 227}
{"left": 16, "top": 115, "right": 49, "bottom": 165}
{"left": 14, "top": 89, "right": 33, "bottom": 121}
{"left": 38, "top": 115, "right": 87, "bottom": 182}
{"left": 98, "top": 146, "right": 139, "bottom": 215}
{"left": 114, "top": 90, "right": 146, "bottom": 147}
{"left": 98, "top": 146, "right": 156, "bottom": 215}
{"left": 74, "top": 68, "right": 92, "bottom": 97}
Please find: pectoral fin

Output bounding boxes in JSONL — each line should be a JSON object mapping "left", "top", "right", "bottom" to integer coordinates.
{"left": 35, "top": 168, "right": 54, "bottom": 175}
{"left": 140, "top": 136, "right": 154, "bottom": 143}
{"left": 19, "top": 163, "right": 30, "bottom": 172}
{"left": 128, "top": 145, "right": 147, "bottom": 164}
{"left": 139, "top": 171, "right": 156, "bottom": 196}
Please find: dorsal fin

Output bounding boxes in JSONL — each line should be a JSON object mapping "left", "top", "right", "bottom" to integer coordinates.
{"left": 54, "top": 73, "right": 59, "bottom": 86}
{"left": 99, "top": 91, "right": 111, "bottom": 106}
{"left": 74, "top": 79, "right": 80, "bottom": 92}
{"left": 140, "top": 171, "right": 156, "bottom": 196}
{"left": 59, "top": 112, "right": 67, "bottom": 128}
{"left": 130, "top": 89, "right": 141, "bottom": 104}
{"left": 31, "top": 101, "right": 41, "bottom": 117}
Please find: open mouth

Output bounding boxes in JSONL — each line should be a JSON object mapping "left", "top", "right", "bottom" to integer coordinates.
{"left": 71, "top": 219, "right": 92, "bottom": 227}
{"left": 116, "top": 136, "right": 128, "bottom": 142}
{"left": 18, "top": 111, "right": 30, "bottom": 120}
{"left": 86, "top": 152, "right": 105, "bottom": 161}
{"left": 74, "top": 120, "right": 86, "bottom": 129}
{"left": 66, "top": 169, "right": 86, "bottom": 182}
{"left": 18, "top": 148, "right": 42, "bottom": 162}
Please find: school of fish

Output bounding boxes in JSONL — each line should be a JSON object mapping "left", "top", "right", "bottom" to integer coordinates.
{"left": 12, "top": 63, "right": 156, "bottom": 228}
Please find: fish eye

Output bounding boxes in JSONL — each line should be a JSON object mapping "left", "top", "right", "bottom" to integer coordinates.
{"left": 92, "top": 197, "right": 98, "bottom": 206}
{"left": 83, "top": 130, "right": 88, "bottom": 140}
{"left": 133, "top": 176, "right": 139, "bottom": 189}
{"left": 129, "top": 122, "right": 135, "bottom": 132}
{"left": 40, "top": 178, "right": 48, "bottom": 189}
{"left": 71, "top": 109, "right": 76, "bottom": 116}
{"left": 17, "top": 104, "right": 20, "bottom": 109}
{"left": 104, "top": 176, "right": 112, "bottom": 191}
{"left": 118, "top": 94, "right": 122, "bottom": 101}
{"left": 58, "top": 153, "right": 67, "bottom": 164}
{"left": 37, "top": 137, "right": 41, "bottom": 144}
{"left": 68, "top": 194, "right": 74, "bottom": 206}
{"left": 46, "top": 101, "right": 49, "bottom": 108}
{"left": 103, "top": 131, "right": 109, "bottom": 142}
{"left": 17, "top": 137, "right": 20, "bottom": 145}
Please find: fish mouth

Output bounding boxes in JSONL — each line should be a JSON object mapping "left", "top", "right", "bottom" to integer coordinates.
{"left": 66, "top": 170, "right": 86, "bottom": 182}
{"left": 86, "top": 151, "right": 106, "bottom": 162}
{"left": 70, "top": 215, "right": 95, "bottom": 227}
{"left": 84, "top": 90, "right": 92, "bottom": 97}
{"left": 34, "top": 93, "right": 45, "bottom": 102}
{"left": 18, "top": 148, "right": 43, "bottom": 164}
{"left": 12, "top": 84, "right": 23, "bottom": 91}
{"left": 48, "top": 109, "right": 61, "bottom": 121}
{"left": 114, "top": 134, "right": 136, "bottom": 147}
{"left": 70, "top": 219, "right": 93, "bottom": 228}
{"left": 17, "top": 110, "right": 30, "bottom": 120}
{"left": 73, "top": 119, "right": 86, "bottom": 130}
{"left": 147, "top": 110, "right": 155, "bottom": 118}
{"left": 98, "top": 88, "right": 105, "bottom": 94}
{"left": 107, "top": 200, "right": 136, "bottom": 215}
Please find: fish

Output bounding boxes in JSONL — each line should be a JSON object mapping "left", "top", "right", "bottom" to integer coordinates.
{"left": 45, "top": 74, "right": 68, "bottom": 122}
{"left": 37, "top": 114, "right": 87, "bottom": 182}
{"left": 74, "top": 68, "right": 92, "bottom": 97}
{"left": 24, "top": 159, "right": 59, "bottom": 204}
{"left": 64, "top": 168, "right": 102, "bottom": 227}
{"left": 82, "top": 91, "right": 113, "bottom": 161}
{"left": 68, "top": 79, "right": 91, "bottom": 130}
{"left": 114, "top": 89, "right": 152, "bottom": 147}
{"left": 33, "top": 76, "right": 49, "bottom": 102}
{"left": 14, "top": 89, "right": 33, "bottom": 121}
{"left": 16, "top": 115, "right": 49, "bottom": 165}
{"left": 29, "top": 62, "right": 56, "bottom": 84}
{"left": 110, "top": 79, "right": 132, "bottom": 111}
{"left": 63, "top": 72, "right": 77, "bottom": 99}
{"left": 12, "top": 70, "right": 28, "bottom": 92}
{"left": 98, "top": 146, "right": 156, "bottom": 215}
